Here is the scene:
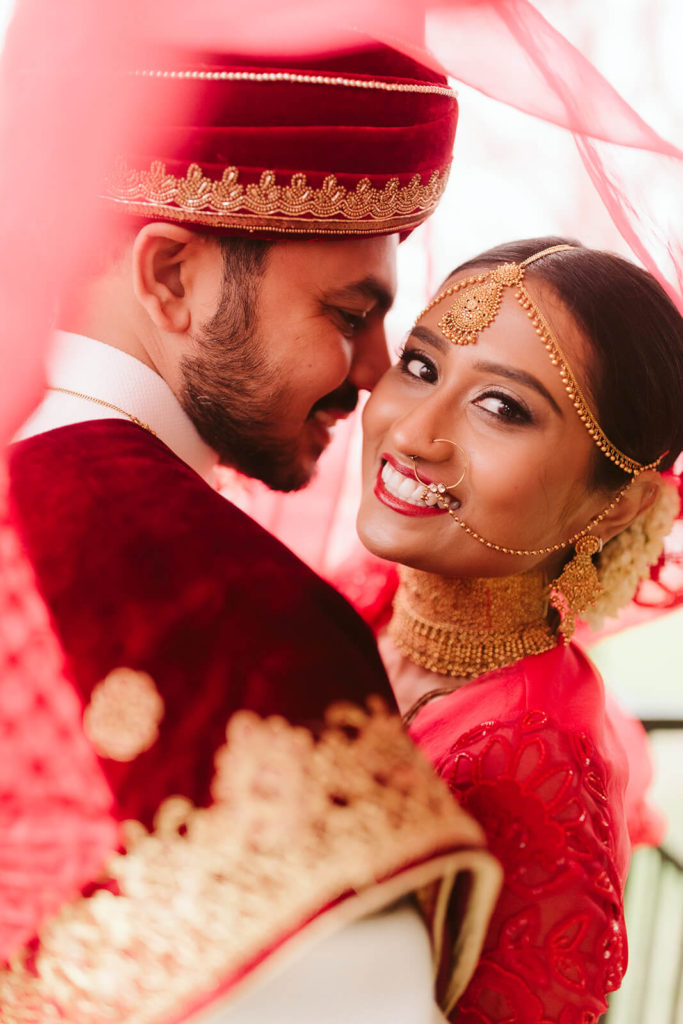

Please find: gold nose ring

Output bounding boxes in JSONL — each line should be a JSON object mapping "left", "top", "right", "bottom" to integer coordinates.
{"left": 410, "top": 439, "right": 468, "bottom": 493}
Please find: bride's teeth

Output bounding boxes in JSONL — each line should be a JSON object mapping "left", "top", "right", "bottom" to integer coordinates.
{"left": 382, "top": 462, "right": 415, "bottom": 503}
{"left": 380, "top": 461, "right": 458, "bottom": 509}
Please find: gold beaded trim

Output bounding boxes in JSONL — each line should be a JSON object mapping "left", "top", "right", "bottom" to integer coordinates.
{"left": 419, "top": 245, "right": 664, "bottom": 475}
{"left": 132, "top": 69, "right": 457, "bottom": 99}
{"left": 390, "top": 567, "right": 556, "bottom": 679}
{"left": 106, "top": 200, "right": 435, "bottom": 236}
{"left": 103, "top": 160, "right": 450, "bottom": 234}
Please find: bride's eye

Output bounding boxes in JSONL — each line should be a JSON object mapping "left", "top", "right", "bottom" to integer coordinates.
{"left": 474, "top": 390, "right": 533, "bottom": 424}
{"left": 398, "top": 347, "right": 438, "bottom": 383}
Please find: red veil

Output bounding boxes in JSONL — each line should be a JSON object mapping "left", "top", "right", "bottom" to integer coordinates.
{"left": 0, "top": 0, "right": 681, "bottom": 961}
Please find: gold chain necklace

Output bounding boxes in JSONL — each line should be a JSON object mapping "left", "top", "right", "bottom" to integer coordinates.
{"left": 46, "top": 386, "right": 158, "bottom": 438}
{"left": 389, "top": 565, "right": 557, "bottom": 680}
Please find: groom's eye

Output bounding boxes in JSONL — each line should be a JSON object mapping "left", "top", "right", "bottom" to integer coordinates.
{"left": 398, "top": 347, "right": 437, "bottom": 383}
{"left": 332, "top": 308, "right": 369, "bottom": 336}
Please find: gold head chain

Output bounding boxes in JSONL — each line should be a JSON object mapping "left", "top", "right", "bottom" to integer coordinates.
{"left": 413, "top": 244, "right": 665, "bottom": 558}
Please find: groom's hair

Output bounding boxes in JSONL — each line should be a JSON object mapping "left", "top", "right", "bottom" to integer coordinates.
{"left": 215, "top": 236, "right": 274, "bottom": 324}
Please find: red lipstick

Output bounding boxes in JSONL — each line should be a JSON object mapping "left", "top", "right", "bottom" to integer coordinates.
{"left": 374, "top": 455, "right": 449, "bottom": 518}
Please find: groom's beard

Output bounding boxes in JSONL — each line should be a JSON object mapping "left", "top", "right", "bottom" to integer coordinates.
{"left": 179, "top": 290, "right": 358, "bottom": 492}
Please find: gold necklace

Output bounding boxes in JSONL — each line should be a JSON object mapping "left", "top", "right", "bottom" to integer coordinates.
{"left": 389, "top": 565, "right": 557, "bottom": 680}
{"left": 46, "top": 386, "right": 158, "bottom": 437}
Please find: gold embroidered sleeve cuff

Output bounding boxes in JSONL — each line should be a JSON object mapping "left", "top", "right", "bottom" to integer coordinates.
{"left": 0, "top": 697, "right": 502, "bottom": 1023}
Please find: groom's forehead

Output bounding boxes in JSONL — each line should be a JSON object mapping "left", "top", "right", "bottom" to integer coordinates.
{"left": 263, "top": 234, "right": 398, "bottom": 308}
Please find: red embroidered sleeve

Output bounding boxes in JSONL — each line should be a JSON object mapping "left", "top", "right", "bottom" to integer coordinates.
{"left": 435, "top": 711, "right": 626, "bottom": 1024}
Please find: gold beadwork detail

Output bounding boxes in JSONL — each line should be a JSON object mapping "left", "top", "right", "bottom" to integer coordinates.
{"left": 83, "top": 668, "right": 164, "bottom": 762}
{"left": 0, "top": 698, "right": 495, "bottom": 1023}
{"left": 437, "top": 264, "right": 523, "bottom": 345}
{"left": 132, "top": 69, "right": 458, "bottom": 99}
{"left": 390, "top": 567, "right": 556, "bottom": 679}
{"left": 549, "top": 535, "right": 603, "bottom": 642}
{"left": 104, "top": 160, "right": 450, "bottom": 234}
{"left": 418, "top": 244, "right": 664, "bottom": 475}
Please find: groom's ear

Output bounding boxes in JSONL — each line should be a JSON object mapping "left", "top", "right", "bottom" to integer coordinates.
{"left": 131, "top": 224, "right": 223, "bottom": 334}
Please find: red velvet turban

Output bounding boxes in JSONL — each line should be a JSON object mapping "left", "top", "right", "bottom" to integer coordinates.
{"left": 103, "top": 45, "right": 458, "bottom": 238}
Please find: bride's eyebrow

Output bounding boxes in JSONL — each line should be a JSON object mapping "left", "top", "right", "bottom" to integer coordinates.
{"left": 408, "top": 325, "right": 450, "bottom": 353}
{"left": 409, "top": 326, "right": 563, "bottom": 416}
{"left": 472, "top": 359, "right": 563, "bottom": 416}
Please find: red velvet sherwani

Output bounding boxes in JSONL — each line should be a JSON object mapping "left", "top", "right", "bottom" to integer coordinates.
{"left": 5, "top": 418, "right": 501, "bottom": 1023}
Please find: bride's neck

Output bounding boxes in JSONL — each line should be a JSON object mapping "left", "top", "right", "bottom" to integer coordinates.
{"left": 389, "top": 566, "right": 557, "bottom": 680}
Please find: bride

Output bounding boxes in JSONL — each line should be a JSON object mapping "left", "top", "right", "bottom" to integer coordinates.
{"left": 357, "top": 237, "right": 683, "bottom": 1022}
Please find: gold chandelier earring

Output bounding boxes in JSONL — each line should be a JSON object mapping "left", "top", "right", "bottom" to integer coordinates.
{"left": 549, "top": 535, "right": 604, "bottom": 641}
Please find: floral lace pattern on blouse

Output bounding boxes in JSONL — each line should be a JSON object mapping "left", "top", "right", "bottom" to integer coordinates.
{"left": 429, "top": 710, "right": 626, "bottom": 1024}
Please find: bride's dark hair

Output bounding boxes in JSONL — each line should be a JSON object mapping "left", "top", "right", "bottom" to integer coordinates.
{"left": 450, "top": 237, "right": 683, "bottom": 490}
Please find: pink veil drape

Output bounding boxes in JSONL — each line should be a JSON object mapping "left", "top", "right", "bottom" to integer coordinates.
{"left": 1, "top": 0, "right": 681, "bottom": 963}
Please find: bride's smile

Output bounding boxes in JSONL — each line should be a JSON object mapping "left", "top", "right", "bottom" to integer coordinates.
{"left": 358, "top": 272, "right": 620, "bottom": 580}
{"left": 375, "top": 455, "right": 460, "bottom": 516}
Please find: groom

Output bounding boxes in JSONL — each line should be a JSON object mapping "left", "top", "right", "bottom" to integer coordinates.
{"left": 6, "top": 43, "right": 500, "bottom": 1022}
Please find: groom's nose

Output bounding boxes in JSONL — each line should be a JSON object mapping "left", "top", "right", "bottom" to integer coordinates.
{"left": 348, "top": 320, "right": 391, "bottom": 392}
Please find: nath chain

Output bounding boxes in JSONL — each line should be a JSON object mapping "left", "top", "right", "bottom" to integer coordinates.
{"left": 444, "top": 481, "right": 632, "bottom": 557}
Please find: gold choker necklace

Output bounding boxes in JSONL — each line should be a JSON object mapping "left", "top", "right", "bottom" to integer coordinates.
{"left": 389, "top": 566, "right": 557, "bottom": 679}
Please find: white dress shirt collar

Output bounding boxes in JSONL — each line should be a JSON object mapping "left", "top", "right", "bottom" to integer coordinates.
{"left": 15, "top": 331, "right": 218, "bottom": 481}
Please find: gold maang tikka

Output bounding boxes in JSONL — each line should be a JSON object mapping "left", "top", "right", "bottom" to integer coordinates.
{"left": 417, "top": 244, "right": 662, "bottom": 477}
{"left": 410, "top": 244, "right": 666, "bottom": 638}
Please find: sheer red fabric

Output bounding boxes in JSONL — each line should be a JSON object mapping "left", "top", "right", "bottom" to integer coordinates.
{"left": 1, "top": 0, "right": 681, "bottom": 972}
{"left": 409, "top": 642, "right": 645, "bottom": 1023}
{"left": 141, "top": 0, "right": 683, "bottom": 310}
{"left": 0, "top": 467, "right": 117, "bottom": 962}
{"left": 1, "top": 0, "right": 682, "bottom": 445}
{"left": 424, "top": 0, "right": 683, "bottom": 307}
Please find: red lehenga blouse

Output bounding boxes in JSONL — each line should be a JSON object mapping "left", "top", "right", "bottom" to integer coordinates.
{"left": 406, "top": 640, "right": 662, "bottom": 1024}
